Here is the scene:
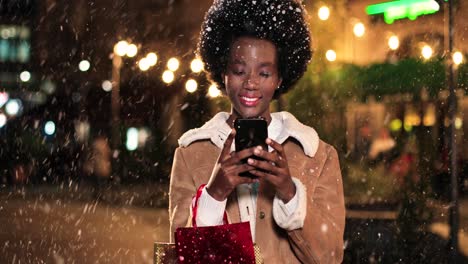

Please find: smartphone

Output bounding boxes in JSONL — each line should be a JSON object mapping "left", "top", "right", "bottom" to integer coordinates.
{"left": 234, "top": 118, "right": 268, "bottom": 177}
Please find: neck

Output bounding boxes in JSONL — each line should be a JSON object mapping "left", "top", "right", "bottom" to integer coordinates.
{"left": 226, "top": 109, "right": 272, "bottom": 128}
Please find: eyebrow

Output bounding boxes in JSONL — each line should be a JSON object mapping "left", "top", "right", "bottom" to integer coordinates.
{"left": 231, "top": 59, "right": 246, "bottom": 65}
{"left": 230, "top": 59, "right": 275, "bottom": 67}
{"left": 259, "top": 62, "right": 275, "bottom": 67}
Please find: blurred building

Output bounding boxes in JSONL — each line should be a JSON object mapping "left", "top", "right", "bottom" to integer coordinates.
{"left": 1, "top": 0, "right": 216, "bottom": 184}
{"left": 339, "top": 0, "right": 467, "bottom": 64}
{"left": 1, "top": 0, "right": 466, "bottom": 184}
{"left": 334, "top": 0, "right": 468, "bottom": 194}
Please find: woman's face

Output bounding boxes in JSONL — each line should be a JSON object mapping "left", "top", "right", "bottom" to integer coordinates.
{"left": 223, "top": 37, "right": 282, "bottom": 122}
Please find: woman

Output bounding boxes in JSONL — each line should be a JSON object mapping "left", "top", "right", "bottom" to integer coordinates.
{"left": 169, "top": 1, "right": 345, "bottom": 263}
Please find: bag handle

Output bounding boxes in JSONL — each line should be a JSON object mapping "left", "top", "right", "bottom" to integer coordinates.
{"left": 192, "top": 184, "right": 228, "bottom": 227}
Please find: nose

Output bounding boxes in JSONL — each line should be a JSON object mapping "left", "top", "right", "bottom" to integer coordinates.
{"left": 244, "top": 74, "right": 259, "bottom": 90}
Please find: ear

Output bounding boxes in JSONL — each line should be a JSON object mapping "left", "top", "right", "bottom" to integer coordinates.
{"left": 277, "top": 78, "right": 283, "bottom": 89}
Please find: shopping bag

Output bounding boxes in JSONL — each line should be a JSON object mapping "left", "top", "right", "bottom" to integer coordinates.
{"left": 154, "top": 242, "right": 177, "bottom": 264}
{"left": 174, "top": 222, "right": 256, "bottom": 264}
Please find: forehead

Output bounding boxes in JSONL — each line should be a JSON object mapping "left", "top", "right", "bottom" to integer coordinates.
{"left": 229, "top": 37, "right": 277, "bottom": 62}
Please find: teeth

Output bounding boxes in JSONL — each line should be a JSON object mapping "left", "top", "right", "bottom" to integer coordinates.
{"left": 242, "top": 97, "right": 259, "bottom": 102}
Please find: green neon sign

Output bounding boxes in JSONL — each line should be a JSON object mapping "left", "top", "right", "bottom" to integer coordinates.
{"left": 366, "top": 0, "right": 441, "bottom": 24}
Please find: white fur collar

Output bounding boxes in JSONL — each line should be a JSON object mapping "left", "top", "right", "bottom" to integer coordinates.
{"left": 178, "top": 111, "right": 319, "bottom": 157}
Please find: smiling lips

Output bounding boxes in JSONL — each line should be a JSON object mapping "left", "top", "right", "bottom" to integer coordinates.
{"left": 239, "top": 95, "right": 261, "bottom": 107}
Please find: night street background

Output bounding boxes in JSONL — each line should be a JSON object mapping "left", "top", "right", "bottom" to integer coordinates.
{"left": 1, "top": 0, "right": 468, "bottom": 263}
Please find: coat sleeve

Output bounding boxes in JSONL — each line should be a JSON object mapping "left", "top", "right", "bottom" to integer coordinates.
{"left": 168, "top": 147, "right": 197, "bottom": 242}
{"left": 288, "top": 146, "right": 345, "bottom": 263}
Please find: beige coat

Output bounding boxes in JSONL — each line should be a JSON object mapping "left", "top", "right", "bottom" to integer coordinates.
{"left": 169, "top": 136, "right": 345, "bottom": 264}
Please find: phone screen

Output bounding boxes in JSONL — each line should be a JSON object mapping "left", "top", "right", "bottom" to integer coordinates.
{"left": 234, "top": 118, "right": 268, "bottom": 177}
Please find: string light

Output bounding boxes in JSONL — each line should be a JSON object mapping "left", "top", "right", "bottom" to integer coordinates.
{"left": 146, "top": 52, "right": 158, "bottom": 66}
{"left": 318, "top": 6, "right": 330, "bottom": 21}
{"left": 167, "top": 58, "right": 180, "bottom": 71}
{"left": 453, "top": 51, "right": 463, "bottom": 65}
{"left": 114, "top": 40, "right": 129, "bottom": 56}
{"left": 190, "top": 58, "right": 204, "bottom": 73}
{"left": 326, "top": 50, "right": 337, "bottom": 62}
{"left": 185, "top": 79, "right": 198, "bottom": 93}
{"left": 208, "top": 84, "right": 221, "bottom": 98}
{"left": 162, "top": 70, "right": 175, "bottom": 84}
{"left": 421, "top": 45, "right": 433, "bottom": 59}
{"left": 388, "top": 35, "right": 399, "bottom": 50}
{"left": 126, "top": 44, "right": 138, "bottom": 57}
{"left": 353, "top": 22, "right": 365, "bottom": 37}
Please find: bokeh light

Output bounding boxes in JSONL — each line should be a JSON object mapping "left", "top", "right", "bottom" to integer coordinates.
{"left": 146, "top": 52, "right": 158, "bottom": 66}
{"left": 421, "top": 45, "right": 433, "bottom": 59}
{"left": 20, "top": 71, "right": 31, "bottom": 82}
{"left": 79, "top": 60, "right": 91, "bottom": 72}
{"left": 126, "top": 127, "right": 138, "bottom": 151}
{"left": 114, "top": 40, "right": 129, "bottom": 56}
{"left": 185, "top": 79, "right": 198, "bottom": 93}
{"left": 167, "top": 57, "right": 180, "bottom": 71}
{"left": 388, "top": 35, "right": 399, "bottom": 50}
{"left": 126, "top": 44, "right": 138, "bottom": 57}
{"left": 138, "top": 128, "right": 150, "bottom": 147}
{"left": 138, "top": 58, "right": 151, "bottom": 71}
{"left": 0, "top": 92, "right": 9, "bottom": 107}
{"left": 318, "top": 6, "right": 330, "bottom": 21}
{"left": 455, "top": 117, "right": 463, "bottom": 129}
{"left": 5, "top": 99, "right": 21, "bottom": 116}
{"left": 162, "top": 70, "right": 175, "bottom": 84}
{"left": 102, "top": 80, "right": 112, "bottom": 92}
{"left": 0, "top": 113, "right": 6, "bottom": 128}
{"left": 190, "top": 58, "right": 203, "bottom": 73}
{"left": 453, "top": 51, "right": 463, "bottom": 65}
{"left": 208, "top": 84, "right": 221, "bottom": 98}
{"left": 353, "top": 22, "right": 365, "bottom": 37}
{"left": 44, "top": 121, "right": 56, "bottom": 135}
{"left": 389, "top": 119, "right": 402, "bottom": 132}
{"left": 326, "top": 50, "right": 337, "bottom": 62}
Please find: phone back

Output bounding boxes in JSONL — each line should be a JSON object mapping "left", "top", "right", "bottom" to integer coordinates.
{"left": 234, "top": 118, "right": 268, "bottom": 152}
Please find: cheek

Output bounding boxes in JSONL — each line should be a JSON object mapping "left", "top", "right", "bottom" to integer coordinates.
{"left": 264, "top": 81, "right": 279, "bottom": 95}
{"left": 224, "top": 81, "right": 237, "bottom": 99}
{"left": 225, "top": 75, "right": 242, "bottom": 91}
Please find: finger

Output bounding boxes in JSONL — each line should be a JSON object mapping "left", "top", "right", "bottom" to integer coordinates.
{"left": 237, "top": 176, "right": 258, "bottom": 185}
{"left": 266, "top": 138, "right": 287, "bottom": 163}
{"left": 224, "top": 147, "right": 255, "bottom": 166}
{"left": 253, "top": 146, "right": 287, "bottom": 168}
{"left": 220, "top": 129, "right": 236, "bottom": 161}
{"left": 266, "top": 138, "right": 283, "bottom": 154}
{"left": 247, "top": 158, "right": 281, "bottom": 175}
{"left": 224, "top": 164, "right": 257, "bottom": 184}
{"left": 250, "top": 169, "right": 276, "bottom": 183}
{"left": 253, "top": 146, "right": 281, "bottom": 165}
{"left": 233, "top": 164, "right": 255, "bottom": 175}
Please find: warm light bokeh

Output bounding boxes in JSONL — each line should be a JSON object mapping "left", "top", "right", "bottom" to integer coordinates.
{"left": 388, "top": 35, "right": 399, "bottom": 50}
{"left": 185, "top": 79, "right": 198, "bottom": 93}
{"left": 162, "top": 70, "right": 175, "bottom": 84}
{"left": 167, "top": 58, "right": 180, "bottom": 71}
{"left": 318, "top": 6, "right": 330, "bottom": 21}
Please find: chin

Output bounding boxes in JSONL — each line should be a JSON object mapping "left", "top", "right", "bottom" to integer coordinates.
{"left": 240, "top": 110, "right": 264, "bottom": 119}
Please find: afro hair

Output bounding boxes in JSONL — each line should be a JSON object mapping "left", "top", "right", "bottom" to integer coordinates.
{"left": 197, "top": 0, "right": 312, "bottom": 98}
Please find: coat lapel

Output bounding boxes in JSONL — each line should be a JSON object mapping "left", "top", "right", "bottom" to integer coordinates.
{"left": 226, "top": 192, "right": 241, "bottom": 223}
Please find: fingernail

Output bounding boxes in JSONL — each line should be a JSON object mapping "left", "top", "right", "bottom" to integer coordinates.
{"left": 248, "top": 158, "right": 254, "bottom": 164}
{"left": 266, "top": 138, "right": 272, "bottom": 144}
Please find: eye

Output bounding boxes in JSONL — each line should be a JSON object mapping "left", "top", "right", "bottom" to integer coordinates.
{"left": 233, "top": 69, "right": 245, "bottom": 75}
{"left": 260, "top": 72, "right": 271, "bottom": 78}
